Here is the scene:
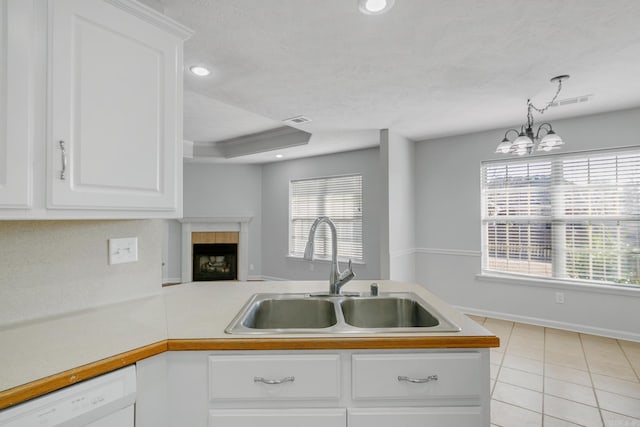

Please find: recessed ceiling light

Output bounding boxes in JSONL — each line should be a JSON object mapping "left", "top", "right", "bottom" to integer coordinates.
{"left": 358, "top": 0, "right": 395, "bottom": 15}
{"left": 275, "top": 154, "right": 284, "bottom": 159}
{"left": 189, "top": 65, "right": 211, "bottom": 77}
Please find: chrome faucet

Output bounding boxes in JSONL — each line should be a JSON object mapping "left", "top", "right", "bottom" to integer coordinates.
{"left": 303, "top": 216, "right": 355, "bottom": 295}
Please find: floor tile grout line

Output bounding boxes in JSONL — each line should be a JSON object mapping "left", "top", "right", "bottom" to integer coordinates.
{"left": 492, "top": 395, "right": 543, "bottom": 416}
{"left": 617, "top": 338, "right": 640, "bottom": 383}
{"left": 578, "top": 332, "right": 606, "bottom": 427}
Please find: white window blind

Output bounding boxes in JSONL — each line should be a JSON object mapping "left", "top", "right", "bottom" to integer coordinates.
{"left": 481, "top": 147, "right": 640, "bottom": 287}
{"left": 289, "top": 174, "right": 363, "bottom": 261}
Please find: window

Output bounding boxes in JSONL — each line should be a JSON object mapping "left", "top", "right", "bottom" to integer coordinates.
{"left": 481, "top": 147, "right": 640, "bottom": 287}
{"left": 289, "top": 174, "right": 363, "bottom": 261}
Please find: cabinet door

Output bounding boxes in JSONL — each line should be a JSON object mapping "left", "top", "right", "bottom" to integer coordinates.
{"left": 209, "top": 409, "right": 346, "bottom": 427}
{"left": 0, "top": 0, "right": 34, "bottom": 208}
{"left": 348, "top": 407, "right": 482, "bottom": 427}
{"left": 208, "top": 354, "right": 341, "bottom": 402}
{"left": 352, "top": 352, "right": 484, "bottom": 401}
{"left": 48, "top": 0, "right": 183, "bottom": 214}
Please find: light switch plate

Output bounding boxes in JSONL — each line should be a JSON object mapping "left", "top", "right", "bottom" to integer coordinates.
{"left": 108, "top": 237, "right": 138, "bottom": 265}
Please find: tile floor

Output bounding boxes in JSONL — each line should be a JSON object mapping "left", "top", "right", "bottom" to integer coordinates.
{"left": 467, "top": 315, "right": 640, "bottom": 427}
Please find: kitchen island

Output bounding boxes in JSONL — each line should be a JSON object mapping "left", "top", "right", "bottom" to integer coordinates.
{"left": 0, "top": 280, "right": 498, "bottom": 425}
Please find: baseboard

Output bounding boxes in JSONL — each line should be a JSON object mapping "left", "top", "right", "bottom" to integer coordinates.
{"left": 259, "top": 275, "right": 289, "bottom": 281}
{"left": 162, "top": 277, "right": 182, "bottom": 285}
{"left": 456, "top": 305, "right": 640, "bottom": 342}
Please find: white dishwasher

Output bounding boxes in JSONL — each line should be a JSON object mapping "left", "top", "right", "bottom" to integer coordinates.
{"left": 0, "top": 365, "right": 136, "bottom": 427}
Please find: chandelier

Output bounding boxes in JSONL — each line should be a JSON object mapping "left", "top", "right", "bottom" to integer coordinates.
{"left": 496, "top": 75, "right": 570, "bottom": 156}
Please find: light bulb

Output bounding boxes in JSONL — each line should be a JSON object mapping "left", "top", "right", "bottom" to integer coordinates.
{"left": 512, "top": 134, "right": 533, "bottom": 149}
{"left": 495, "top": 139, "right": 512, "bottom": 154}
{"left": 539, "top": 131, "right": 563, "bottom": 148}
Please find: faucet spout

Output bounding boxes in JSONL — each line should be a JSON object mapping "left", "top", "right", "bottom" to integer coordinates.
{"left": 304, "top": 216, "right": 355, "bottom": 295}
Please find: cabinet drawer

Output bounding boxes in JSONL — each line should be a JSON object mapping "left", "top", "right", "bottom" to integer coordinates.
{"left": 209, "top": 354, "right": 340, "bottom": 401}
{"left": 352, "top": 352, "right": 484, "bottom": 400}
{"left": 209, "top": 408, "right": 345, "bottom": 427}
{"left": 348, "top": 407, "right": 482, "bottom": 427}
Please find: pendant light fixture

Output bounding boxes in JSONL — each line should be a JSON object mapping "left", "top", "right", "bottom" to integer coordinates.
{"left": 496, "top": 75, "right": 570, "bottom": 156}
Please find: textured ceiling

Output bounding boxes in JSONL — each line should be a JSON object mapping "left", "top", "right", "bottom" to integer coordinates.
{"left": 158, "top": 0, "right": 640, "bottom": 163}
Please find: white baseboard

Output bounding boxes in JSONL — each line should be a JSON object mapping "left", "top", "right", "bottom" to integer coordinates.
{"left": 162, "top": 277, "right": 182, "bottom": 285}
{"left": 456, "top": 305, "right": 640, "bottom": 342}
{"left": 259, "top": 275, "right": 289, "bottom": 281}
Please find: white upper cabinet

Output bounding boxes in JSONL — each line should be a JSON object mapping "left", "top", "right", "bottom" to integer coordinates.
{"left": 0, "top": 0, "right": 34, "bottom": 209}
{"left": 0, "top": 0, "right": 191, "bottom": 219}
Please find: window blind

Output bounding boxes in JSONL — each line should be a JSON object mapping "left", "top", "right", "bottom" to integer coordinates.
{"left": 481, "top": 147, "right": 640, "bottom": 286}
{"left": 289, "top": 174, "right": 363, "bottom": 261}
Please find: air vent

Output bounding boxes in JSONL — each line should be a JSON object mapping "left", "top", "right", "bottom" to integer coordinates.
{"left": 283, "top": 115, "right": 312, "bottom": 125}
{"left": 550, "top": 94, "right": 593, "bottom": 107}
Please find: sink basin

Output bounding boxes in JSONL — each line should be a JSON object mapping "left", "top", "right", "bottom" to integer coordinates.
{"left": 225, "top": 292, "right": 461, "bottom": 334}
{"left": 242, "top": 298, "right": 337, "bottom": 329}
{"left": 340, "top": 297, "right": 439, "bottom": 328}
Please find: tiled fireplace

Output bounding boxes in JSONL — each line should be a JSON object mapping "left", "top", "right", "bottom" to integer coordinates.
{"left": 180, "top": 217, "right": 252, "bottom": 282}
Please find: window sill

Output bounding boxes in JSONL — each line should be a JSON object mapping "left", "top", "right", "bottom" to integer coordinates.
{"left": 476, "top": 272, "right": 640, "bottom": 297}
{"left": 286, "top": 255, "right": 366, "bottom": 266}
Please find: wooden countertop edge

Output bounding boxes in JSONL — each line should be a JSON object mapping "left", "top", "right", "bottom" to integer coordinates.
{"left": 0, "top": 335, "right": 499, "bottom": 410}
{"left": 0, "top": 341, "right": 167, "bottom": 411}
{"left": 167, "top": 335, "right": 500, "bottom": 350}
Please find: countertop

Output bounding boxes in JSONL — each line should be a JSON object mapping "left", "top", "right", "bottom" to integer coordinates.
{"left": 0, "top": 280, "right": 499, "bottom": 409}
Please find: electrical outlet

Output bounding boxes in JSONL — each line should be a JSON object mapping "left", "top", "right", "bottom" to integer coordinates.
{"left": 555, "top": 292, "right": 565, "bottom": 304}
{"left": 108, "top": 237, "right": 138, "bottom": 265}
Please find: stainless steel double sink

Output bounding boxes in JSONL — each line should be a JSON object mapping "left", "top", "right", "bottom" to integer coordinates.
{"left": 225, "top": 292, "right": 461, "bottom": 334}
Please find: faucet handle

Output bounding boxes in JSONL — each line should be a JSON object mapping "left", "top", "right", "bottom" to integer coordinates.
{"left": 338, "top": 258, "right": 355, "bottom": 281}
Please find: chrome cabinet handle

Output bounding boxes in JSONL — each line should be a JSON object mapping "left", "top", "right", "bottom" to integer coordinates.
{"left": 59, "top": 140, "right": 67, "bottom": 180}
{"left": 398, "top": 375, "right": 438, "bottom": 383}
{"left": 254, "top": 376, "right": 295, "bottom": 385}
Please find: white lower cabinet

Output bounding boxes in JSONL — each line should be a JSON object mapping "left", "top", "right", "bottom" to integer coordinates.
{"left": 208, "top": 354, "right": 341, "bottom": 401}
{"left": 136, "top": 349, "right": 490, "bottom": 427}
{"left": 209, "top": 408, "right": 346, "bottom": 427}
{"left": 348, "top": 407, "right": 482, "bottom": 427}
{"left": 351, "top": 352, "right": 483, "bottom": 401}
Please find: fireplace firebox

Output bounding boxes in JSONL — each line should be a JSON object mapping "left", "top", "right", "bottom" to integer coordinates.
{"left": 192, "top": 243, "right": 238, "bottom": 281}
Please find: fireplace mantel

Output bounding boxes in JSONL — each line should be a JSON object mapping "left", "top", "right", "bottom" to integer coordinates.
{"left": 180, "top": 216, "right": 252, "bottom": 282}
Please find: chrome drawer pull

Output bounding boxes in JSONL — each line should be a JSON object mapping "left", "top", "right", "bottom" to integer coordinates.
{"left": 398, "top": 375, "right": 438, "bottom": 384}
{"left": 254, "top": 376, "right": 295, "bottom": 385}
{"left": 59, "top": 140, "right": 67, "bottom": 180}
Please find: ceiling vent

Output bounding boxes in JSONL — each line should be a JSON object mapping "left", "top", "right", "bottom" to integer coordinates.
{"left": 550, "top": 94, "right": 593, "bottom": 108}
{"left": 283, "top": 115, "right": 312, "bottom": 125}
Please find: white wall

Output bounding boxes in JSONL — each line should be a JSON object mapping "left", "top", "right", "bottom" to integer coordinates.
{"left": 382, "top": 129, "right": 416, "bottom": 283}
{"left": 162, "top": 219, "right": 182, "bottom": 283}
{"left": 414, "top": 107, "right": 640, "bottom": 340}
{"left": 261, "top": 148, "right": 383, "bottom": 281}
{"left": 0, "top": 220, "right": 162, "bottom": 325}
{"left": 180, "top": 162, "right": 263, "bottom": 278}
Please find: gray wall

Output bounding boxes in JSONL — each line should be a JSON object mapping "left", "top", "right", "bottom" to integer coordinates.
{"left": 181, "top": 162, "right": 263, "bottom": 278}
{"left": 0, "top": 220, "right": 162, "bottom": 325}
{"left": 261, "top": 148, "right": 383, "bottom": 281}
{"left": 414, "top": 107, "right": 640, "bottom": 340}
